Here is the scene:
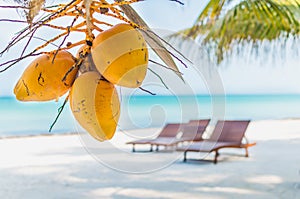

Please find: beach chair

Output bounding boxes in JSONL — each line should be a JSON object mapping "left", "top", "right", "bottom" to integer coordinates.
{"left": 127, "top": 119, "right": 210, "bottom": 152}
{"left": 177, "top": 120, "right": 256, "bottom": 164}
{"left": 146, "top": 119, "right": 210, "bottom": 151}
{"left": 126, "top": 123, "right": 182, "bottom": 152}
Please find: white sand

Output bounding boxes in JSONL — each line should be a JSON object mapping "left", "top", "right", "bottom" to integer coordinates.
{"left": 0, "top": 119, "right": 300, "bottom": 199}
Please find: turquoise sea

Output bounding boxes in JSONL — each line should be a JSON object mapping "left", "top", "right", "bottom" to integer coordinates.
{"left": 1, "top": 95, "right": 300, "bottom": 137}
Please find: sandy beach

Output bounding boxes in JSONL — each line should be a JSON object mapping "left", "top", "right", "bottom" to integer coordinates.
{"left": 0, "top": 119, "right": 299, "bottom": 199}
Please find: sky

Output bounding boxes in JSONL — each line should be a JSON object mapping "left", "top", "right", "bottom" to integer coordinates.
{"left": 0, "top": 0, "right": 300, "bottom": 97}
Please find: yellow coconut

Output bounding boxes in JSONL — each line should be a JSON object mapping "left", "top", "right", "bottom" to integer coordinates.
{"left": 14, "top": 51, "right": 77, "bottom": 101}
{"left": 91, "top": 23, "right": 148, "bottom": 88}
{"left": 69, "top": 71, "right": 120, "bottom": 141}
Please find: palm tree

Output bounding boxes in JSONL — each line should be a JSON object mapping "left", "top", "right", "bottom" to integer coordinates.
{"left": 178, "top": 0, "right": 300, "bottom": 63}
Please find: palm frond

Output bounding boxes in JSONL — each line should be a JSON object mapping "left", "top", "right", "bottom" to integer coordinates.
{"left": 186, "top": 0, "right": 227, "bottom": 38}
{"left": 181, "top": 0, "right": 300, "bottom": 63}
{"left": 26, "top": 0, "right": 45, "bottom": 25}
{"left": 12, "top": 0, "right": 45, "bottom": 25}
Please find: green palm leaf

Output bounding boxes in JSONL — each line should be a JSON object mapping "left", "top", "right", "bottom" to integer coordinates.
{"left": 180, "top": 0, "right": 300, "bottom": 63}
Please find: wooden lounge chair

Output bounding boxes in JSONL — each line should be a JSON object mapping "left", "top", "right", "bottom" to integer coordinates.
{"left": 177, "top": 120, "right": 256, "bottom": 164}
{"left": 127, "top": 119, "right": 210, "bottom": 152}
{"left": 146, "top": 119, "right": 210, "bottom": 151}
{"left": 126, "top": 123, "right": 182, "bottom": 152}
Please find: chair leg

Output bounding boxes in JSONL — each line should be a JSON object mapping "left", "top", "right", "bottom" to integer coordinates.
{"left": 183, "top": 151, "right": 187, "bottom": 162}
{"left": 245, "top": 147, "right": 249, "bottom": 157}
{"left": 214, "top": 150, "right": 219, "bottom": 164}
{"left": 132, "top": 144, "right": 135, "bottom": 152}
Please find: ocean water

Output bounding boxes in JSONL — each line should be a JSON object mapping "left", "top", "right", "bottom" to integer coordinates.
{"left": 1, "top": 95, "right": 300, "bottom": 137}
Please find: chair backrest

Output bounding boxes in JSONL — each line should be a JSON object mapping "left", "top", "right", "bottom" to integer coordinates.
{"left": 158, "top": 123, "right": 182, "bottom": 138}
{"left": 209, "top": 120, "right": 250, "bottom": 143}
{"left": 181, "top": 119, "right": 211, "bottom": 141}
{"left": 189, "top": 119, "right": 210, "bottom": 127}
